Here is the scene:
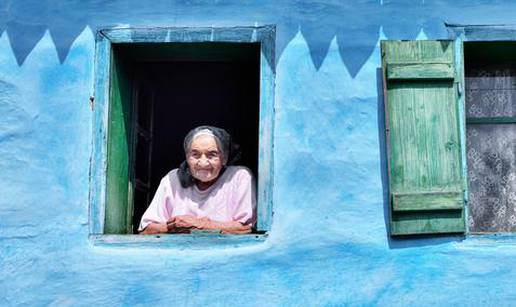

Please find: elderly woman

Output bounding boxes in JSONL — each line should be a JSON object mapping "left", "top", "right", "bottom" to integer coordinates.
{"left": 139, "top": 126, "right": 256, "bottom": 235}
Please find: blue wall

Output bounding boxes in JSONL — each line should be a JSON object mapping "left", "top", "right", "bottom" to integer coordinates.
{"left": 2, "top": 1, "right": 516, "bottom": 305}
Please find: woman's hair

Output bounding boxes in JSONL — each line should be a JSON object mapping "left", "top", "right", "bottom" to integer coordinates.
{"left": 183, "top": 126, "right": 229, "bottom": 163}
{"left": 178, "top": 125, "right": 241, "bottom": 188}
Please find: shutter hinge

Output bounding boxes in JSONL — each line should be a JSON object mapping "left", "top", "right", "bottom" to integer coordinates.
{"left": 455, "top": 81, "right": 463, "bottom": 97}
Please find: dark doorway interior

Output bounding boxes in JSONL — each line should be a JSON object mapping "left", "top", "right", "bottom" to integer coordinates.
{"left": 114, "top": 43, "right": 261, "bottom": 232}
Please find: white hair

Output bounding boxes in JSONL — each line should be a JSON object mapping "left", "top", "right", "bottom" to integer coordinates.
{"left": 191, "top": 129, "right": 216, "bottom": 140}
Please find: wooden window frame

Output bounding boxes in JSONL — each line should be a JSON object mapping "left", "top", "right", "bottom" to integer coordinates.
{"left": 88, "top": 26, "right": 276, "bottom": 247}
{"left": 448, "top": 23, "right": 516, "bottom": 236}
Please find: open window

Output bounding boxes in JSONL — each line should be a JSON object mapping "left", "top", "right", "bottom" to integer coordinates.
{"left": 89, "top": 27, "right": 275, "bottom": 241}
{"left": 106, "top": 43, "right": 261, "bottom": 234}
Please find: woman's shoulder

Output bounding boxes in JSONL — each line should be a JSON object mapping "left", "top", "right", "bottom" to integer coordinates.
{"left": 224, "top": 166, "right": 254, "bottom": 183}
{"left": 167, "top": 168, "right": 179, "bottom": 176}
{"left": 158, "top": 168, "right": 180, "bottom": 187}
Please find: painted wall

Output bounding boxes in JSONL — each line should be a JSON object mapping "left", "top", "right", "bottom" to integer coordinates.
{"left": 2, "top": 1, "right": 516, "bottom": 305}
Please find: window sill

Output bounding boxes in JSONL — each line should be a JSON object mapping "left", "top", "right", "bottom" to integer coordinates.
{"left": 458, "top": 233, "right": 516, "bottom": 247}
{"left": 89, "top": 232, "right": 268, "bottom": 249}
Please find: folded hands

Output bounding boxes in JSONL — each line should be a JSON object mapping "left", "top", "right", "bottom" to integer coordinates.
{"left": 140, "top": 215, "right": 252, "bottom": 235}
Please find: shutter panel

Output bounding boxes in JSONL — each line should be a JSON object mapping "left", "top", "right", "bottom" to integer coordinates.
{"left": 105, "top": 54, "right": 134, "bottom": 234}
{"left": 381, "top": 40, "right": 466, "bottom": 236}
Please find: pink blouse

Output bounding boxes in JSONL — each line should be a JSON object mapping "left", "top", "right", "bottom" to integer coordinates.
{"left": 138, "top": 166, "right": 256, "bottom": 231}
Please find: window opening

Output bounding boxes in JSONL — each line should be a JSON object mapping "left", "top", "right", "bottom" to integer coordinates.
{"left": 106, "top": 43, "right": 261, "bottom": 234}
{"left": 465, "top": 41, "right": 516, "bottom": 232}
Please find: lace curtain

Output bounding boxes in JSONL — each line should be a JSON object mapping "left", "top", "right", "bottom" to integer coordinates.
{"left": 466, "top": 65, "right": 516, "bottom": 232}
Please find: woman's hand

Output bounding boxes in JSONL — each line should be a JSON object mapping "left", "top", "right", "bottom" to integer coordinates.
{"left": 202, "top": 219, "right": 252, "bottom": 234}
{"left": 220, "top": 223, "right": 252, "bottom": 234}
{"left": 140, "top": 216, "right": 252, "bottom": 234}
{"left": 139, "top": 222, "right": 168, "bottom": 234}
{"left": 139, "top": 216, "right": 204, "bottom": 234}
{"left": 167, "top": 215, "right": 209, "bottom": 233}
{"left": 167, "top": 215, "right": 253, "bottom": 234}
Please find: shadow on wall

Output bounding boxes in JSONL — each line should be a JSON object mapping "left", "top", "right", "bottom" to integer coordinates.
{"left": 4, "top": 0, "right": 497, "bottom": 73}
{"left": 375, "top": 68, "right": 465, "bottom": 249}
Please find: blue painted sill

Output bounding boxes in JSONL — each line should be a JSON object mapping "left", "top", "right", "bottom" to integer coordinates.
{"left": 464, "top": 233, "right": 516, "bottom": 245}
{"left": 90, "top": 232, "right": 268, "bottom": 249}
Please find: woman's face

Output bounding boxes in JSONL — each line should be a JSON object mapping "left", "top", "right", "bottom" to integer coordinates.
{"left": 186, "top": 134, "right": 225, "bottom": 184}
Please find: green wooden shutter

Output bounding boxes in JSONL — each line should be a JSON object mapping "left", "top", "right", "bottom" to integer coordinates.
{"left": 105, "top": 53, "right": 134, "bottom": 234}
{"left": 381, "top": 40, "right": 466, "bottom": 236}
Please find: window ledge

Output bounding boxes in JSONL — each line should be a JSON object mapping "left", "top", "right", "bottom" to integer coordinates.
{"left": 89, "top": 232, "right": 268, "bottom": 249}
{"left": 459, "top": 233, "right": 516, "bottom": 247}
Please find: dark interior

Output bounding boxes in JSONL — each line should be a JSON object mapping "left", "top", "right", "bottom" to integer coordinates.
{"left": 144, "top": 60, "right": 260, "bottom": 187}
{"left": 114, "top": 43, "right": 261, "bottom": 232}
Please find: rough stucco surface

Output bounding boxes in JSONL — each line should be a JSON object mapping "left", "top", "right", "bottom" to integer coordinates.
{"left": 1, "top": 1, "right": 516, "bottom": 306}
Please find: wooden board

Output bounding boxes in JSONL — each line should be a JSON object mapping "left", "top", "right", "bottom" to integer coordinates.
{"left": 381, "top": 40, "right": 466, "bottom": 236}
{"left": 387, "top": 63, "right": 454, "bottom": 80}
{"left": 105, "top": 53, "right": 134, "bottom": 234}
{"left": 392, "top": 191, "right": 463, "bottom": 212}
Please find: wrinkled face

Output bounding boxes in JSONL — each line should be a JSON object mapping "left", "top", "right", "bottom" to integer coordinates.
{"left": 186, "top": 134, "right": 225, "bottom": 184}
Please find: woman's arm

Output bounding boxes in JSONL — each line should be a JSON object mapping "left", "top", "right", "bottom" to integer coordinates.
{"left": 139, "top": 222, "right": 168, "bottom": 235}
{"left": 202, "top": 219, "right": 252, "bottom": 234}
{"left": 140, "top": 217, "right": 198, "bottom": 234}
{"left": 228, "top": 167, "right": 256, "bottom": 228}
{"left": 171, "top": 215, "right": 252, "bottom": 234}
{"left": 138, "top": 176, "right": 171, "bottom": 233}
{"left": 139, "top": 216, "right": 251, "bottom": 234}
